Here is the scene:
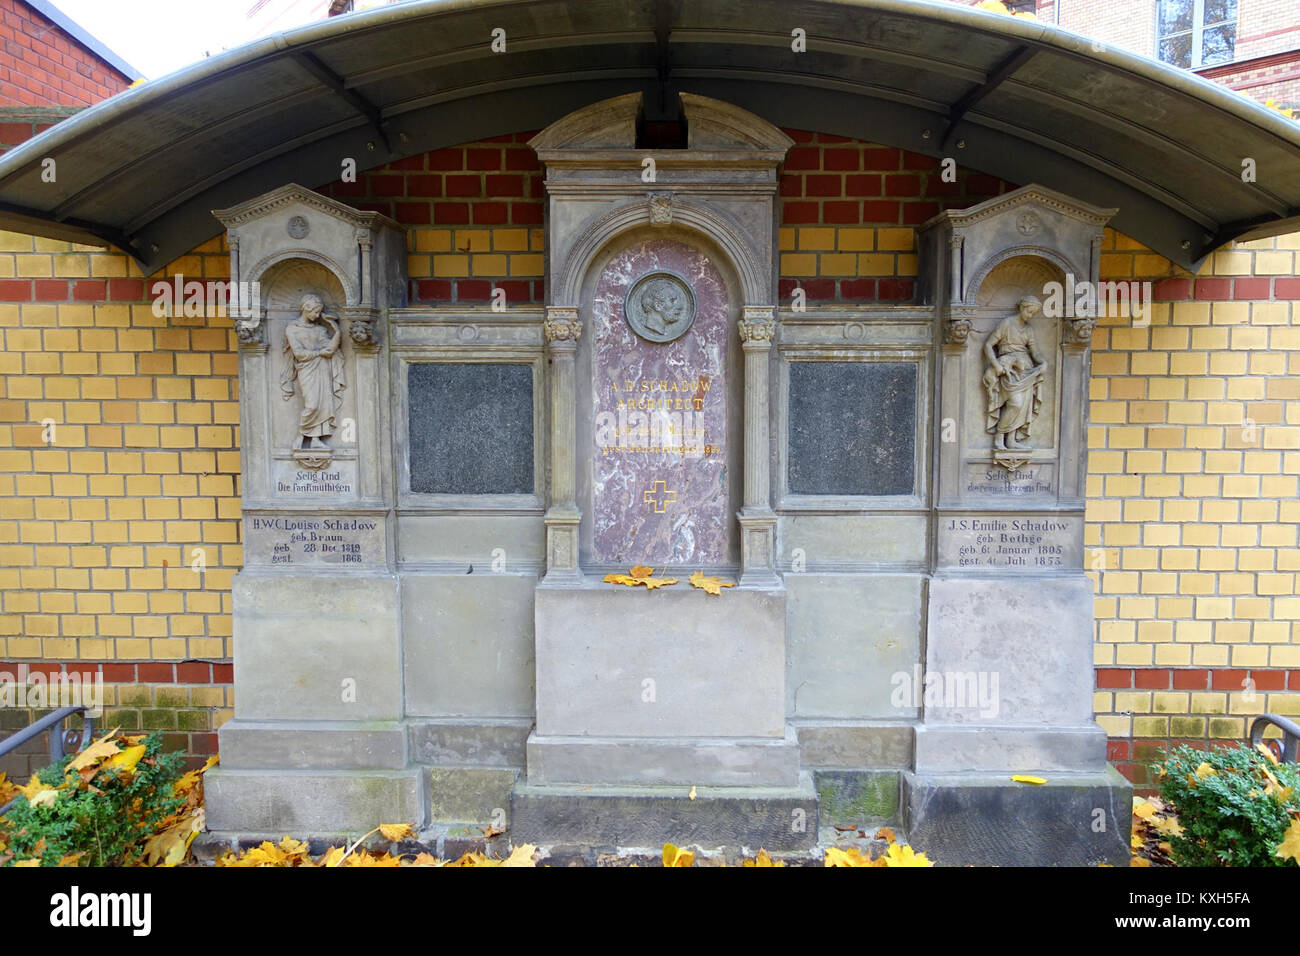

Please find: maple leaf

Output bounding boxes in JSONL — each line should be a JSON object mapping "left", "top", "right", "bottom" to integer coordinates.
{"left": 824, "top": 846, "right": 876, "bottom": 867}
{"left": 629, "top": 565, "right": 655, "bottom": 578}
{"left": 1277, "top": 818, "right": 1300, "bottom": 865}
{"left": 67, "top": 730, "right": 122, "bottom": 773}
{"left": 0, "top": 772, "right": 17, "bottom": 804}
{"left": 881, "top": 843, "right": 933, "bottom": 867}
{"left": 1194, "top": 762, "right": 1217, "bottom": 779}
{"left": 408, "top": 852, "right": 440, "bottom": 867}
{"left": 662, "top": 843, "right": 695, "bottom": 867}
{"left": 875, "top": 826, "right": 897, "bottom": 843}
{"left": 743, "top": 848, "right": 784, "bottom": 867}
{"left": 605, "top": 568, "right": 680, "bottom": 590}
{"left": 689, "top": 570, "right": 735, "bottom": 595}
{"left": 1256, "top": 743, "right": 1280, "bottom": 766}
{"left": 1132, "top": 799, "right": 1156, "bottom": 820}
{"left": 28, "top": 788, "right": 60, "bottom": 809}
{"left": 501, "top": 843, "right": 538, "bottom": 867}
{"left": 317, "top": 846, "right": 347, "bottom": 868}
{"left": 1152, "top": 815, "right": 1184, "bottom": 839}
{"left": 379, "top": 823, "right": 415, "bottom": 842}
{"left": 104, "top": 744, "right": 146, "bottom": 775}
{"left": 56, "top": 852, "right": 85, "bottom": 867}
{"left": 1130, "top": 855, "right": 1151, "bottom": 868}
{"left": 641, "top": 576, "right": 678, "bottom": 589}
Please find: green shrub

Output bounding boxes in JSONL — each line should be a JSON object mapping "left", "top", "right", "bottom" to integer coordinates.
{"left": 1, "top": 731, "right": 185, "bottom": 867}
{"left": 1155, "top": 743, "right": 1299, "bottom": 867}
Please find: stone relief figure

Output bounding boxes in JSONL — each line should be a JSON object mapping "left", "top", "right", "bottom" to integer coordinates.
{"left": 639, "top": 277, "right": 687, "bottom": 335}
{"left": 982, "top": 295, "right": 1047, "bottom": 453}
{"left": 280, "top": 293, "right": 345, "bottom": 450}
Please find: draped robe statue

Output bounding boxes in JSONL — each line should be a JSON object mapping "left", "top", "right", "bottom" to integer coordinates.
{"left": 280, "top": 294, "right": 345, "bottom": 449}
{"left": 981, "top": 296, "right": 1047, "bottom": 453}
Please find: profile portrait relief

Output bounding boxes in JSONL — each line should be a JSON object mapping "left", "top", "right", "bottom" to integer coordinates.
{"left": 624, "top": 272, "right": 697, "bottom": 343}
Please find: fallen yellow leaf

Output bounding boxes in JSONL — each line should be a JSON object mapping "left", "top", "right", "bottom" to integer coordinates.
{"left": 881, "top": 843, "right": 933, "bottom": 867}
{"left": 1011, "top": 775, "right": 1047, "bottom": 785}
{"left": 629, "top": 565, "right": 654, "bottom": 578}
{"left": 875, "top": 826, "right": 897, "bottom": 843}
{"left": 1277, "top": 818, "right": 1300, "bottom": 864}
{"left": 1194, "top": 762, "right": 1217, "bottom": 779}
{"left": 104, "top": 744, "right": 146, "bottom": 775}
{"left": 1256, "top": 743, "right": 1280, "bottom": 766}
{"left": 689, "top": 570, "right": 736, "bottom": 596}
{"left": 1132, "top": 800, "right": 1156, "bottom": 820}
{"left": 379, "top": 823, "right": 415, "bottom": 841}
{"left": 688, "top": 785, "right": 696, "bottom": 800}
{"left": 662, "top": 843, "right": 695, "bottom": 867}
{"left": 501, "top": 843, "right": 537, "bottom": 866}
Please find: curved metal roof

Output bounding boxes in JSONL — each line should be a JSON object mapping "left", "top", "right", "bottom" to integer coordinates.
{"left": 0, "top": 0, "right": 1297, "bottom": 274}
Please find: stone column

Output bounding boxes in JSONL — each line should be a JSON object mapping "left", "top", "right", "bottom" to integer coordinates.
{"left": 737, "top": 306, "right": 779, "bottom": 588}
{"left": 543, "top": 306, "right": 582, "bottom": 584}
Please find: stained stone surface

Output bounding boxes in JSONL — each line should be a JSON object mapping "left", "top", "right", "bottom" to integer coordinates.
{"left": 408, "top": 362, "right": 533, "bottom": 494}
{"left": 788, "top": 362, "right": 917, "bottom": 496}
{"left": 591, "top": 239, "right": 729, "bottom": 565}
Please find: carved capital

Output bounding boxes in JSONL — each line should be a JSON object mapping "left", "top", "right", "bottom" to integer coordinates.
{"left": 544, "top": 307, "right": 582, "bottom": 343}
{"left": 943, "top": 317, "right": 973, "bottom": 345}
{"left": 341, "top": 307, "right": 380, "bottom": 349}
{"left": 648, "top": 191, "right": 674, "bottom": 227}
{"left": 738, "top": 319, "right": 775, "bottom": 343}
{"left": 236, "top": 314, "right": 266, "bottom": 349}
{"left": 1064, "top": 316, "right": 1096, "bottom": 346}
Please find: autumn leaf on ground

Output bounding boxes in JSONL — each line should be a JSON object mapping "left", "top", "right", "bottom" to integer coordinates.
{"left": 14, "top": 774, "right": 50, "bottom": 801}
{"left": 501, "top": 843, "right": 538, "bottom": 867}
{"left": 1256, "top": 743, "right": 1280, "bottom": 766}
{"left": 1130, "top": 855, "right": 1151, "bottom": 868}
{"left": 824, "top": 846, "right": 877, "bottom": 867}
{"left": 689, "top": 570, "right": 735, "bottom": 595}
{"left": 743, "top": 848, "right": 784, "bottom": 867}
{"left": 662, "top": 843, "right": 695, "bottom": 867}
{"left": 104, "top": 744, "right": 146, "bottom": 776}
{"left": 28, "top": 788, "right": 60, "bottom": 808}
{"left": 881, "top": 843, "right": 933, "bottom": 867}
{"left": 481, "top": 824, "right": 506, "bottom": 839}
{"left": 604, "top": 570, "right": 679, "bottom": 589}
{"left": 408, "top": 852, "right": 440, "bottom": 867}
{"left": 1277, "top": 818, "right": 1300, "bottom": 865}
{"left": 1194, "top": 762, "right": 1217, "bottom": 779}
{"left": 379, "top": 823, "right": 415, "bottom": 841}
{"left": 0, "top": 772, "right": 17, "bottom": 804}
{"left": 1011, "top": 775, "right": 1047, "bottom": 785}
{"left": 629, "top": 565, "right": 654, "bottom": 578}
{"left": 1151, "top": 815, "right": 1184, "bottom": 839}
{"left": 1132, "top": 799, "right": 1156, "bottom": 820}
{"left": 875, "top": 826, "right": 897, "bottom": 843}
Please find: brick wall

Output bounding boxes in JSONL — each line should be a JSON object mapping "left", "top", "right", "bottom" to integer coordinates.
{"left": 1088, "top": 230, "right": 1300, "bottom": 787}
{"left": 0, "top": 0, "right": 132, "bottom": 107}
{"left": 0, "top": 233, "right": 238, "bottom": 773}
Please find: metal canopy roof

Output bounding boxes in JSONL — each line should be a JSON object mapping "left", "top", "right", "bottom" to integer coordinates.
{"left": 0, "top": 0, "right": 1297, "bottom": 274}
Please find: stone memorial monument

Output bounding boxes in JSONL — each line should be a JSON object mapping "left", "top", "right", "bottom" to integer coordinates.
{"left": 203, "top": 94, "right": 1130, "bottom": 865}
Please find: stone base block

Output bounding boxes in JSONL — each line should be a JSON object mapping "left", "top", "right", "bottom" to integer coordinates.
{"left": 913, "top": 723, "right": 1108, "bottom": 773}
{"left": 429, "top": 767, "right": 520, "bottom": 824}
{"left": 408, "top": 717, "right": 532, "bottom": 767}
{"left": 218, "top": 719, "right": 407, "bottom": 770}
{"left": 510, "top": 771, "right": 819, "bottom": 850}
{"left": 814, "top": 770, "right": 900, "bottom": 827}
{"left": 535, "top": 582, "right": 787, "bottom": 739}
{"left": 796, "top": 721, "right": 914, "bottom": 768}
{"left": 901, "top": 766, "right": 1132, "bottom": 866}
{"left": 205, "top": 767, "right": 427, "bottom": 834}
{"left": 525, "top": 727, "right": 800, "bottom": 787}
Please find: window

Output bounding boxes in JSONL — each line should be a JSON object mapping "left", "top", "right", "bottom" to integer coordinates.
{"left": 1157, "top": 0, "right": 1238, "bottom": 69}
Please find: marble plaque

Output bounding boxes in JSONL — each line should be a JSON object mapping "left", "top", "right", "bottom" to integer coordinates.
{"left": 244, "top": 513, "right": 386, "bottom": 567}
{"left": 408, "top": 363, "right": 534, "bottom": 495}
{"left": 788, "top": 362, "right": 917, "bottom": 496}
{"left": 591, "top": 239, "right": 728, "bottom": 565}
{"left": 936, "top": 513, "right": 1083, "bottom": 571}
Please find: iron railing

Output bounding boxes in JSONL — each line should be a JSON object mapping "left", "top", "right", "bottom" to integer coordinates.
{"left": 1249, "top": 713, "right": 1300, "bottom": 764}
{"left": 0, "top": 705, "right": 94, "bottom": 816}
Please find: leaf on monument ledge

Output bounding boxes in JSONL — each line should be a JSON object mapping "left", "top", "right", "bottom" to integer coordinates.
{"left": 823, "top": 846, "right": 878, "bottom": 867}
{"left": 689, "top": 570, "right": 735, "bottom": 595}
{"left": 688, "top": 785, "right": 696, "bottom": 800}
{"left": 743, "top": 848, "right": 784, "bottom": 867}
{"left": 875, "top": 826, "right": 897, "bottom": 843}
{"left": 501, "top": 843, "right": 538, "bottom": 867}
{"left": 1011, "top": 775, "right": 1046, "bottom": 785}
{"left": 881, "top": 843, "right": 933, "bottom": 867}
{"left": 603, "top": 567, "right": 679, "bottom": 590}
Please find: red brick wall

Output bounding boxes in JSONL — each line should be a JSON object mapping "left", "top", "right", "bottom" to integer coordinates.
{"left": 0, "top": 0, "right": 132, "bottom": 107}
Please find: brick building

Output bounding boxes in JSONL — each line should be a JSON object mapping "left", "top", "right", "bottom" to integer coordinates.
{"left": 0, "top": 0, "right": 1297, "bottom": 831}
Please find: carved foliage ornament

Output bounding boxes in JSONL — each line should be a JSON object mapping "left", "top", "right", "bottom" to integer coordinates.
{"left": 648, "top": 191, "right": 674, "bottom": 227}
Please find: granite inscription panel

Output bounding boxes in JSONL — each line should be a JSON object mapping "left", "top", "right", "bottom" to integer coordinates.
{"left": 788, "top": 362, "right": 917, "bottom": 497}
{"left": 408, "top": 363, "right": 534, "bottom": 495}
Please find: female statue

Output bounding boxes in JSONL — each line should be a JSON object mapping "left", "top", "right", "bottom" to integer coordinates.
{"left": 281, "top": 294, "right": 345, "bottom": 450}
{"left": 981, "top": 295, "right": 1047, "bottom": 453}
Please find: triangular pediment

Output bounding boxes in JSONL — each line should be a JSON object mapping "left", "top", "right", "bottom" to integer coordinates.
{"left": 213, "top": 183, "right": 401, "bottom": 232}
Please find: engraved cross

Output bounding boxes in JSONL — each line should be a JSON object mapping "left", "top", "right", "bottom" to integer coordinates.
{"left": 643, "top": 480, "right": 677, "bottom": 513}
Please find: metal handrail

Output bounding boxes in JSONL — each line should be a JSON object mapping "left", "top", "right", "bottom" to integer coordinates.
{"left": 0, "top": 705, "right": 94, "bottom": 816}
{"left": 1249, "top": 713, "right": 1300, "bottom": 763}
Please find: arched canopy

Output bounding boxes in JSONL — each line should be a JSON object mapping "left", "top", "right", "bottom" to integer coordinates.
{"left": 0, "top": 0, "right": 1297, "bottom": 274}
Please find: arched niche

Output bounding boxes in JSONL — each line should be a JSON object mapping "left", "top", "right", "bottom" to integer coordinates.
{"left": 975, "top": 253, "right": 1067, "bottom": 309}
